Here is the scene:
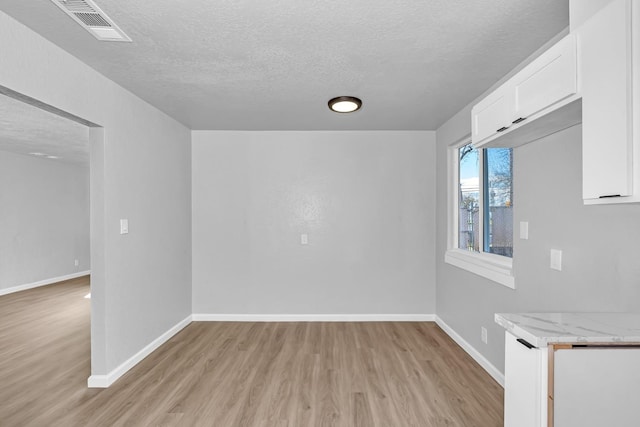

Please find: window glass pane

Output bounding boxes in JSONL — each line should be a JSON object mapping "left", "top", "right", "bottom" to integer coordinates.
{"left": 484, "top": 148, "right": 513, "bottom": 257}
{"left": 458, "top": 144, "right": 479, "bottom": 252}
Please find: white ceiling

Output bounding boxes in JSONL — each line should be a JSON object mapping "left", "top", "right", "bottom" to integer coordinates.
{"left": 0, "top": 0, "right": 569, "bottom": 130}
{"left": 0, "top": 94, "right": 89, "bottom": 164}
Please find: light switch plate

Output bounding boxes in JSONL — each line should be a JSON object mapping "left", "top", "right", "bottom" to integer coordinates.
{"left": 550, "top": 249, "right": 562, "bottom": 271}
{"left": 120, "top": 219, "right": 129, "bottom": 235}
{"left": 520, "top": 221, "right": 529, "bottom": 240}
{"left": 300, "top": 233, "right": 308, "bottom": 245}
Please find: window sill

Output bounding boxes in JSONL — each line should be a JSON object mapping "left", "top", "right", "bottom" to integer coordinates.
{"left": 444, "top": 249, "right": 515, "bottom": 289}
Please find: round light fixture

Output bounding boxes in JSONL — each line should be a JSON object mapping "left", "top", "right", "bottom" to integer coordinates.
{"left": 328, "top": 96, "right": 362, "bottom": 113}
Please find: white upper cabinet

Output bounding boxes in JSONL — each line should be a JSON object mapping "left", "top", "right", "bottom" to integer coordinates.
{"left": 512, "top": 35, "right": 577, "bottom": 123}
{"left": 471, "top": 35, "right": 579, "bottom": 148}
{"left": 470, "top": 0, "right": 640, "bottom": 204}
{"left": 472, "top": 84, "right": 513, "bottom": 144}
{"left": 579, "top": 0, "right": 636, "bottom": 202}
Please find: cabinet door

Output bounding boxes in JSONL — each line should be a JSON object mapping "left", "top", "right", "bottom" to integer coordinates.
{"left": 512, "top": 35, "right": 577, "bottom": 122}
{"left": 554, "top": 348, "right": 640, "bottom": 427}
{"left": 471, "top": 84, "right": 513, "bottom": 145}
{"left": 580, "top": 0, "right": 634, "bottom": 200}
{"left": 504, "top": 332, "right": 546, "bottom": 427}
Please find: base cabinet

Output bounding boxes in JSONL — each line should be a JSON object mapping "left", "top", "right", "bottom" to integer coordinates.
{"left": 554, "top": 348, "right": 640, "bottom": 427}
{"left": 504, "top": 332, "right": 640, "bottom": 427}
{"left": 504, "top": 332, "right": 547, "bottom": 427}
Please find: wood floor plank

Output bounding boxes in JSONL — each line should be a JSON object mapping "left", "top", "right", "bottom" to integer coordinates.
{"left": 0, "top": 279, "right": 503, "bottom": 426}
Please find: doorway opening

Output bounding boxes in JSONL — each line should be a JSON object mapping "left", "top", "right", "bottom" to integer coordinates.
{"left": 0, "top": 85, "right": 104, "bottom": 406}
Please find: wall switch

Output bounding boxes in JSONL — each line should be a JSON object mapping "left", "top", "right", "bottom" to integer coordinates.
{"left": 74, "top": 259, "right": 79, "bottom": 267}
{"left": 520, "top": 221, "right": 529, "bottom": 239}
{"left": 120, "top": 219, "right": 129, "bottom": 235}
{"left": 550, "top": 249, "right": 562, "bottom": 271}
{"left": 300, "top": 233, "right": 308, "bottom": 245}
{"left": 481, "top": 327, "right": 488, "bottom": 344}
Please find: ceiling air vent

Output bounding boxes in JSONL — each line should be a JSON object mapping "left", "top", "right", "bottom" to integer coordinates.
{"left": 50, "top": 0, "right": 132, "bottom": 42}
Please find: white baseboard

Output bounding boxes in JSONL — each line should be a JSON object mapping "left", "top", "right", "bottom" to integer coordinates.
{"left": 0, "top": 270, "right": 91, "bottom": 296}
{"left": 192, "top": 313, "right": 435, "bottom": 322}
{"left": 87, "top": 314, "right": 192, "bottom": 388}
{"left": 435, "top": 316, "right": 505, "bottom": 387}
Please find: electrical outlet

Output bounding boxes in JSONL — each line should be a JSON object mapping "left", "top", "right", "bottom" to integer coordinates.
{"left": 520, "top": 221, "right": 529, "bottom": 239}
{"left": 481, "top": 327, "right": 488, "bottom": 344}
{"left": 300, "top": 233, "right": 308, "bottom": 245}
{"left": 120, "top": 219, "right": 129, "bottom": 234}
{"left": 550, "top": 249, "right": 562, "bottom": 271}
{"left": 74, "top": 259, "right": 79, "bottom": 267}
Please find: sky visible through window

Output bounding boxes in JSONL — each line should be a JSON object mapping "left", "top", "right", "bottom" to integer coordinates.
{"left": 459, "top": 146, "right": 512, "bottom": 207}
{"left": 459, "top": 145, "right": 480, "bottom": 252}
{"left": 458, "top": 145, "right": 513, "bottom": 257}
{"left": 460, "top": 148, "right": 478, "bottom": 182}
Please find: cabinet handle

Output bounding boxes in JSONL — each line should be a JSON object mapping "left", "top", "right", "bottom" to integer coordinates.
{"left": 496, "top": 126, "right": 509, "bottom": 132}
{"left": 512, "top": 117, "right": 527, "bottom": 124}
{"left": 517, "top": 338, "right": 536, "bottom": 349}
{"left": 599, "top": 194, "right": 621, "bottom": 199}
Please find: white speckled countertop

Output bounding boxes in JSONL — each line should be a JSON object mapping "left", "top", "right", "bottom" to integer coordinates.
{"left": 495, "top": 313, "right": 640, "bottom": 347}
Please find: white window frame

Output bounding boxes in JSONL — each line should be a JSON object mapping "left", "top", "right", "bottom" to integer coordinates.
{"left": 445, "top": 136, "right": 515, "bottom": 289}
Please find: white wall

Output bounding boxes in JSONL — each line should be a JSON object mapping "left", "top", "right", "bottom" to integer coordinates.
{"left": 0, "top": 151, "right": 89, "bottom": 292}
{"left": 435, "top": 110, "right": 640, "bottom": 374}
{"left": 570, "top": 0, "right": 615, "bottom": 29}
{"left": 0, "top": 11, "right": 192, "bottom": 377}
{"left": 192, "top": 131, "right": 436, "bottom": 316}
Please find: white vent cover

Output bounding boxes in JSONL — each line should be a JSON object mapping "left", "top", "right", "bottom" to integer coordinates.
{"left": 50, "top": 0, "right": 132, "bottom": 42}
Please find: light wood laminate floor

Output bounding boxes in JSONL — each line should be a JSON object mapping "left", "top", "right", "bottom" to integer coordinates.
{"left": 0, "top": 278, "right": 503, "bottom": 426}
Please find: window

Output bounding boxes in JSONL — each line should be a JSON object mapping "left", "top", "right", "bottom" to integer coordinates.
{"left": 446, "top": 140, "right": 515, "bottom": 289}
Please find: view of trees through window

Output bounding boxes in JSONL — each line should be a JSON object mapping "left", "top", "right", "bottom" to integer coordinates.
{"left": 458, "top": 144, "right": 513, "bottom": 258}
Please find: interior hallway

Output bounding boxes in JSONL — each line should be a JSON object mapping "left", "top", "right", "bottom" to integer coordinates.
{"left": 0, "top": 278, "right": 503, "bottom": 426}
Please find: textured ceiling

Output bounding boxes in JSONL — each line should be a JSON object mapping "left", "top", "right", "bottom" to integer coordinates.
{"left": 0, "top": 94, "right": 89, "bottom": 164}
{"left": 0, "top": 0, "right": 569, "bottom": 130}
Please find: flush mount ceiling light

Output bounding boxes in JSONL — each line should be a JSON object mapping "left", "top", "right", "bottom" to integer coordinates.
{"left": 328, "top": 96, "right": 362, "bottom": 113}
